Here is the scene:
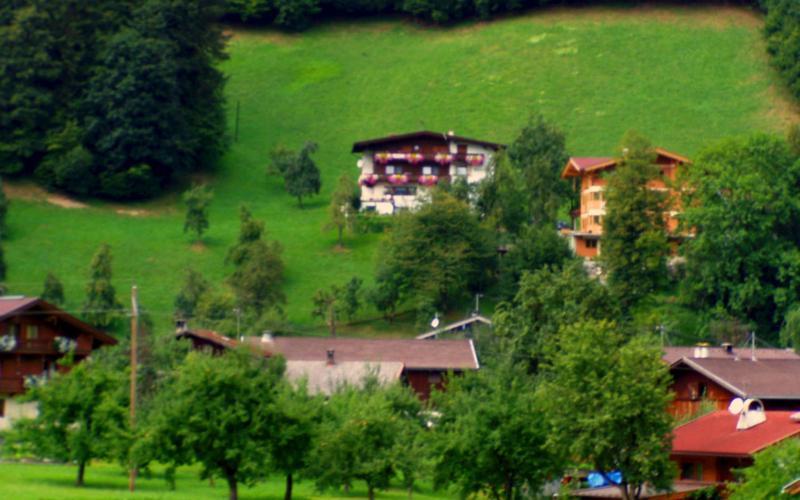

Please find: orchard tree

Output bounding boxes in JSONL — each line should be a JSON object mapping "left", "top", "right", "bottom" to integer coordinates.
{"left": 42, "top": 272, "right": 65, "bottom": 305}
{"left": 270, "top": 142, "right": 322, "bottom": 207}
{"left": 145, "top": 349, "right": 284, "bottom": 500}
{"left": 341, "top": 277, "right": 362, "bottom": 321}
{"left": 601, "top": 132, "right": 669, "bottom": 310}
{"left": 8, "top": 360, "right": 129, "bottom": 486}
{"left": 312, "top": 284, "right": 344, "bottom": 337}
{"left": 681, "top": 133, "right": 800, "bottom": 335}
{"left": 506, "top": 114, "right": 570, "bottom": 224}
{"left": 541, "top": 320, "right": 674, "bottom": 500}
{"left": 183, "top": 183, "right": 213, "bottom": 241}
{"left": 83, "top": 243, "right": 122, "bottom": 328}
{"left": 308, "top": 381, "right": 422, "bottom": 500}
{"left": 431, "top": 360, "right": 559, "bottom": 499}
{"left": 326, "top": 174, "right": 357, "bottom": 246}
{"left": 271, "top": 382, "right": 322, "bottom": 500}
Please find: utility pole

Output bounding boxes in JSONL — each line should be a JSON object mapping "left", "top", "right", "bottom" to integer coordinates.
{"left": 234, "top": 307, "right": 242, "bottom": 339}
{"left": 129, "top": 285, "right": 139, "bottom": 492}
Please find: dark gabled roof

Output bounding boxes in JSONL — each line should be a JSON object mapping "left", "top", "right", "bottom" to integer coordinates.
{"left": 351, "top": 131, "right": 504, "bottom": 153}
{"left": 0, "top": 296, "right": 116, "bottom": 346}
{"left": 248, "top": 336, "right": 480, "bottom": 371}
{"left": 671, "top": 357, "right": 800, "bottom": 400}
{"left": 175, "top": 328, "right": 239, "bottom": 350}
{"left": 672, "top": 410, "right": 800, "bottom": 457}
{"left": 662, "top": 346, "right": 800, "bottom": 365}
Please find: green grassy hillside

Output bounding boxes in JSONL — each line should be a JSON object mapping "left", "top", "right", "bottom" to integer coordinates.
{"left": 6, "top": 5, "right": 795, "bottom": 335}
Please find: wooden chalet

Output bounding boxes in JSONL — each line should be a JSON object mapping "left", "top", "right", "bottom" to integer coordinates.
{"left": 561, "top": 148, "right": 690, "bottom": 258}
{"left": 176, "top": 328, "right": 479, "bottom": 399}
{"left": 353, "top": 131, "right": 503, "bottom": 214}
{"left": 664, "top": 346, "right": 800, "bottom": 417}
{"left": 0, "top": 296, "right": 117, "bottom": 430}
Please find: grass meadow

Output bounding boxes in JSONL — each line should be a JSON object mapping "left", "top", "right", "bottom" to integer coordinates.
{"left": 4, "top": 5, "right": 796, "bottom": 335}
{"left": 0, "top": 461, "right": 449, "bottom": 499}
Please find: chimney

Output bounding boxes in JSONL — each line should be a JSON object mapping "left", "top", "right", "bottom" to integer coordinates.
{"left": 326, "top": 349, "right": 335, "bottom": 366}
{"left": 261, "top": 331, "right": 273, "bottom": 343}
{"left": 721, "top": 342, "right": 734, "bottom": 355}
{"left": 693, "top": 342, "right": 710, "bottom": 359}
{"left": 175, "top": 319, "right": 188, "bottom": 333}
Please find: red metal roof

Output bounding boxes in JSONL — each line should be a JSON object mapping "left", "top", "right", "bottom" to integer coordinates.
{"left": 672, "top": 411, "right": 800, "bottom": 457}
{"left": 250, "top": 336, "right": 480, "bottom": 371}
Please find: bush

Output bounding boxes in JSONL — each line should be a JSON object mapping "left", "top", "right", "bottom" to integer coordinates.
{"left": 99, "top": 164, "right": 160, "bottom": 200}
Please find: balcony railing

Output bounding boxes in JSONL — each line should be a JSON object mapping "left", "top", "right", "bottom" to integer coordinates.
{"left": 0, "top": 377, "right": 25, "bottom": 395}
{"left": 360, "top": 174, "right": 452, "bottom": 187}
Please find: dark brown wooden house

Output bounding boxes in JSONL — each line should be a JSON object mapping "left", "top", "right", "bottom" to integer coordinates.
{"left": 0, "top": 297, "right": 117, "bottom": 429}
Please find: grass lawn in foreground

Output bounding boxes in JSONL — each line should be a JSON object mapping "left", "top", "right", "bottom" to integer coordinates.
{"left": 0, "top": 461, "right": 448, "bottom": 499}
{"left": 4, "top": 5, "right": 795, "bottom": 335}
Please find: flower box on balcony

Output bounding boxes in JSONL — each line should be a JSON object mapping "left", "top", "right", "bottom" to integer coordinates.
{"left": 466, "top": 154, "right": 485, "bottom": 166}
{"left": 418, "top": 175, "right": 438, "bottom": 186}
{"left": 434, "top": 153, "right": 453, "bottom": 165}
{"left": 408, "top": 153, "right": 424, "bottom": 164}
{"left": 360, "top": 174, "right": 379, "bottom": 187}
{"left": 388, "top": 174, "right": 409, "bottom": 185}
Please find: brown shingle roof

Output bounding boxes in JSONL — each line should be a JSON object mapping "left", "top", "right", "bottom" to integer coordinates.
{"left": 662, "top": 346, "right": 800, "bottom": 365}
{"left": 249, "top": 336, "right": 479, "bottom": 371}
{"left": 351, "top": 130, "right": 504, "bottom": 153}
{"left": 285, "top": 360, "right": 404, "bottom": 395}
{"left": 673, "top": 357, "right": 800, "bottom": 400}
{"left": 176, "top": 329, "right": 239, "bottom": 350}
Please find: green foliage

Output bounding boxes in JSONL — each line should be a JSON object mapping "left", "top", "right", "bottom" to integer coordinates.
{"left": 602, "top": 131, "right": 669, "bottom": 311}
{"left": 82, "top": 244, "right": 122, "bottom": 329}
{"left": 36, "top": 121, "right": 95, "bottom": 195}
{"left": 341, "top": 276, "right": 363, "bottom": 320}
{"left": 310, "top": 278, "right": 360, "bottom": 335}
{"left": 182, "top": 184, "right": 213, "bottom": 241}
{"left": 271, "top": 382, "right": 322, "bottom": 500}
{"left": 497, "top": 223, "right": 573, "bottom": 299}
{"left": 143, "top": 349, "right": 285, "bottom": 500}
{"left": 780, "top": 305, "right": 800, "bottom": 352}
{"left": 308, "top": 380, "right": 422, "bottom": 500}
{"left": 729, "top": 438, "right": 800, "bottom": 499}
{"left": 7, "top": 360, "right": 129, "bottom": 486}
{"left": 681, "top": 134, "right": 800, "bottom": 335}
{"left": 764, "top": 0, "right": 800, "bottom": 102}
{"left": 507, "top": 113, "right": 570, "bottom": 225}
{"left": 327, "top": 174, "right": 357, "bottom": 246}
{"left": 431, "top": 360, "right": 559, "bottom": 499}
{"left": 540, "top": 320, "right": 675, "bottom": 499}
{"left": 493, "top": 261, "right": 618, "bottom": 370}
{"left": 227, "top": 206, "right": 286, "bottom": 316}
{"left": 270, "top": 142, "right": 322, "bottom": 208}
{"left": 41, "top": 272, "right": 65, "bottom": 305}
{"left": 478, "top": 152, "right": 528, "bottom": 234}
{"left": 174, "top": 269, "right": 211, "bottom": 320}
{"left": 377, "top": 192, "right": 496, "bottom": 311}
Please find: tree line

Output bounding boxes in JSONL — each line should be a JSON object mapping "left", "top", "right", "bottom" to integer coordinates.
{"left": 0, "top": 0, "right": 227, "bottom": 199}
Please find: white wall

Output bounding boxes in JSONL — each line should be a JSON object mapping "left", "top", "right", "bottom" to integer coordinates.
{"left": 0, "top": 398, "right": 38, "bottom": 431}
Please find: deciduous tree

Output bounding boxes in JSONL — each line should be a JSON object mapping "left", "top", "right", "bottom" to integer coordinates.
{"left": 144, "top": 349, "right": 284, "bottom": 500}
{"left": 541, "top": 320, "right": 674, "bottom": 500}
{"left": 431, "top": 360, "right": 558, "bottom": 500}
{"left": 42, "top": 272, "right": 65, "bottom": 305}
{"left": 270, "top": 142, "right": 322, "bottom": 208}
{"left": 174, "top": 269, "right": 210, "bottom": 320}
{"left": 326, "top": 174, "right": 357, "bottom": 246}
{"left": 728, "top": 439, "right": 800, "bottom": 500}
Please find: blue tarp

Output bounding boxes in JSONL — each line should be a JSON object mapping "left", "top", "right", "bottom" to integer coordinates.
{"left": 586, "top": 470, "right": 622, "bottom": 488}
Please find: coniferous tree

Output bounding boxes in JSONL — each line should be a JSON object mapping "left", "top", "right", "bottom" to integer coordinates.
{"left": 83, "top": 244, "right": 122, "bottom": 328}
{"left": 182, "top": 184, "right": 213, "bottom": 241}
{"left": 601, "top": 132, "right": 669, "bottom": 311}
{"left": 42, "top": 272, "right": 65, "bottom": 305}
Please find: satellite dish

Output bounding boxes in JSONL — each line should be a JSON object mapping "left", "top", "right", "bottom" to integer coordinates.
{"left": 728, "top": 397, "right": 745, "bottom": 415}
{"left": 430, "top": 314, "right": 440, "bottom": 329}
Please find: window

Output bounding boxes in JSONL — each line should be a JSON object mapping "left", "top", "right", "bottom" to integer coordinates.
{"left": 392, "top": 186, "right": 417, "bottom": 196}
{"left": 592, "top": 192, "right": 602, "bottom": 201}
{"left": 455, "top": 166, "right": 468, "bottom": 176}
{"left": 592, "top": 216, "right": 602, "bottom": 226}
{"left": 428, "top": 373, "right": 443, "bottom": 384}
{"left": 680, "top": 462, "right": 703, "bottom": 481}
{"left": 585, "top": 239, "right": 598, "bottom": 249}
{"left": 0, "top": 399, "right": 4, "bottom": 417}
{"left": 26, "top": 325, "right": 38, "bottom": 341}
{"left": 386, "top": 165, "right": 403, "bottom": 175}
{"left": 422, "top": 165, "right": 439, "bottom": 176}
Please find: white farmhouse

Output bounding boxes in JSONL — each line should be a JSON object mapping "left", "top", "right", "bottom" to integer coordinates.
{"left": 352, "top": 131, "right": 503, "bottom": 214}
